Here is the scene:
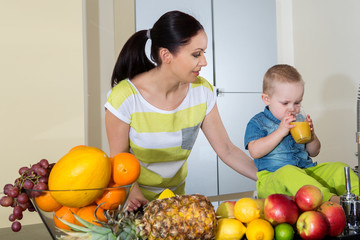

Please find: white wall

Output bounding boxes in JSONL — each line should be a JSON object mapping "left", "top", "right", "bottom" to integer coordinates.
{"left": 0, "top": 0, "right": 85, "bottom": 228}
{"left": 292, "top": 0, "right": 360, "bottom": 168}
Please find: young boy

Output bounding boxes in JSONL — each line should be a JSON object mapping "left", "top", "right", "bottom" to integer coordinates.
{"left": 244, "top": 64, "right": 359, "bottom": 203}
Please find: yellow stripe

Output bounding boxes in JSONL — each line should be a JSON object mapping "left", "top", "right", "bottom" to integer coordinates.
{"left": 107, "top": 80, "right": 137, "bottom": 109}
{"left": 192, "top": 76, "right": 214, "bottom": 92}
{"left": 131, "top": 103, "right": 206, "bottom": 132}
{"left": 130, "top": 140, "right": 191, "bottom": 163}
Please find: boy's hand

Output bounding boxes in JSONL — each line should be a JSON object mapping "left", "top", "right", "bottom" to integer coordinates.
{"left": 278, "top": 113, "right": 296, "bottom": 137}
{"left": 306, "top": 114, "right": 316, "bottom": 140}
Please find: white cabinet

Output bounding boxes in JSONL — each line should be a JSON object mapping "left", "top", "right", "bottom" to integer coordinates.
{"left": 135, "top": 0, "right": 277, "bottom": 197}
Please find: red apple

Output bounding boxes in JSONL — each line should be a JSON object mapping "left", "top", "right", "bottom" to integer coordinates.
{"left": 317, "top": 201, "right": 346, "bottom": 237}
{"left": 264, "top": 194, "right": 299, "bottom": 225}
{"left": 216, "top": 201, "right": 236, "bottom": 218}
{"left": 295, "top": 185, "right": 323, "bottom": 211}
{"left": 297, "top": 211, "right": 329, "bottom": 240}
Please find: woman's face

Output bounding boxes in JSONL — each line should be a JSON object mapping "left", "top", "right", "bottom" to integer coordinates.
{"left": 169, "top": 30, "right": 208, "bottom": 83}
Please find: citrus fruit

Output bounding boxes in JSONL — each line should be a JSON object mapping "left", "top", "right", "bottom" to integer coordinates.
{"left": 158, "top": 188, "right": 175, "bottom": 199}
{"left": 111, "top": 152, "right": 141, "bottom": 186}
{"left": 275, "top": 223, "right": 295, "bottom": 240}
{"left": 234, "top": 198, "right": 262, "bottom": 223}
{"left": 215, "top": 218, "right": 246, "bottom": 240}
{"left": 246, "top": 219, "right": 274, "bottom": 240}
{"left": 48, "top": 146, "right": 112, "bottom": 208}
{"left": 68, "top": 145, "right": 86, "bottom": 152}
{"left": 34, "top": 191, "right": 62, "bottom": 212}
{"left": 53, "top": 206, "right": 79, "bottom": 230}
{"left": 95, "top": 182, "right": 127, "bottom": 210}
{"left": 74, "top": 205, "right": 103, "bottom": 227}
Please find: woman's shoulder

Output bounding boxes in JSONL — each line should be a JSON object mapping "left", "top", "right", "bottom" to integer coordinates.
{"left": 107, "top": 79, "right": 138, "bottom": 107}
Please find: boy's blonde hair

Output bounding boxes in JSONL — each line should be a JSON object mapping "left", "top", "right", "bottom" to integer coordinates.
{"left": 263, "top": 64, "right": 304, "bottom": 96}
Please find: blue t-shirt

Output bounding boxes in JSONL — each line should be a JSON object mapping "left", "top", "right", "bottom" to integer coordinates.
{"left": 244, "top": 107, "right": 316, "bottom": 172}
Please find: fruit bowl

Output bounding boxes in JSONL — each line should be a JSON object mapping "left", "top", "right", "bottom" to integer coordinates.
{"left": 25, "top": 184, "right": 133, "bottom": 240}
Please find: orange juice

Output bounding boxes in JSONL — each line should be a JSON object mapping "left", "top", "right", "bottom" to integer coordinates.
{"left": 290, "top": 122, "right": 311, "bottom": 144}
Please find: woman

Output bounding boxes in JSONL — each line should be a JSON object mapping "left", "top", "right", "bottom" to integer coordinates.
{"left": 105, "top": 10, "right": 257, "bottom": 211}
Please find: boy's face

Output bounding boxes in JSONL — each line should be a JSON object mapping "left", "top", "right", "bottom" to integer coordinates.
{"left": 262, "top": 81, "right": 304, "bottom": 121}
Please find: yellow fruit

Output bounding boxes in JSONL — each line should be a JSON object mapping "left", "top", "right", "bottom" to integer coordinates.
{"left": 48, "top": 146, "right": 111, "bottom": 208}
{"left": 246, "top": 219, "right": 274, "bottom": 240}
{"left": 158, "top": 188, "right": 175, "bottom": 199}
{"left": 215, "top": 218, "right": 246, "bottom": 240}
{"left": 234, "top": 198, "right": 262, "bottom": 223}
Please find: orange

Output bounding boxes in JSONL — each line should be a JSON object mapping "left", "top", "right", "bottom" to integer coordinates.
{"left": 74, "top": 205, "right": 105, "bottom": 227}
{"left": 95, "top": 182, "right": 127, "bottom": 210}
{"left": 35, "top": 191, "right": 62, "bottom": 212}
{"left": 48, "top": 146, "right": 111, "bottom": 208}
{"left": 111, "top": 152, "right": 141, "bottom": 186}
{"left": 53, "top": 206, "right": 79, "bottom": 230}
{"left": 246, "top": 219, "right": 274, "bottom": 240}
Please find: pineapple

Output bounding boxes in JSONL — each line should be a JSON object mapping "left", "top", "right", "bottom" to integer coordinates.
{"left": 57, "top": 194, "right": 217, "bottom": 240}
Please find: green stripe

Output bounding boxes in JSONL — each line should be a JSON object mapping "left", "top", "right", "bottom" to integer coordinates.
{"left": 130, "top": 140, "right": 191, "bottom": 163}
{"left": 107, "top": 80, "right": 137, "bottom": 109}
{"left": 131, "top": 103, "right": 206, "bottom": 132}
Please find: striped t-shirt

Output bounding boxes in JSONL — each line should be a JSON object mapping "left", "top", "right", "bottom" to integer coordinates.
{"left": 104, "top": 76, "right": 216, "bottom": 200}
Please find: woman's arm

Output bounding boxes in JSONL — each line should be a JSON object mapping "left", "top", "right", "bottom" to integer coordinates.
{"left": 105, "top": 110, "right": 149, "bottom": 210}
{"left": 201, "top": 104, "right": 258, "bottom": 181}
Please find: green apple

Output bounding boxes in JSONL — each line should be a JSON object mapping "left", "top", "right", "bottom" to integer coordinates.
{"left": 216, "top": 201, "right": 236, "bottom": 218}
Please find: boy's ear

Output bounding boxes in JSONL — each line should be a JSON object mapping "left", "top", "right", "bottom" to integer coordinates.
{"left": 159, "top": 48, "right": 172, "bottom": 64}
{"left": 261, "top": 93, "right": 270, "bottom": 105}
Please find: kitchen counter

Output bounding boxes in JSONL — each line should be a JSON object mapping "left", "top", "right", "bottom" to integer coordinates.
{"left": 0, "top": 223, "right": 49, "bottom": 240}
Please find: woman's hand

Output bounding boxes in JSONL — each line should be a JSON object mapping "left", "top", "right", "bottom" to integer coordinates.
{"left": 125, "top": 183, "right": 149, "bottom": 212}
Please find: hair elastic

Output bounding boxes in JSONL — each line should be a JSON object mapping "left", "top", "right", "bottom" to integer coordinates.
{"left": 146, "top": 29, "right": 151, "bottom": 40}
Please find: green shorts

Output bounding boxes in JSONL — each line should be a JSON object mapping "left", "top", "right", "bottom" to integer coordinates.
{"left": 256, "top": 162, "right": 359, "bottom": 201}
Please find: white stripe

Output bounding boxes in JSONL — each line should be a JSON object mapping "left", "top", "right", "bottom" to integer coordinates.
{"left": 140, "top": 160, "right": 186, "bottom": 179}
{"left": 130, "top": 128, "right": 182, "bottom": 149}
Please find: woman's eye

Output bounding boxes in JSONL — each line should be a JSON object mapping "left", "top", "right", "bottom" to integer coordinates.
{"left": 193, "top": 53, "right": 201, "bottom": 58}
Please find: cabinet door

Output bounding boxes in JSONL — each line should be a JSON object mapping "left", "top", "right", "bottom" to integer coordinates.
{"left": 217, "top": 93, "right": 264, "bottom": 194}
{"left": 135, "top": 0, "right": 218, "bottom": 197}
{"left": 213, "top": 0, "right": 277, "bottom": 93}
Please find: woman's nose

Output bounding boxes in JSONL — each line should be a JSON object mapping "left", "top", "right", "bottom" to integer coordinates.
{"left": 200, "top": 55, "right": 207, "bottom": 67}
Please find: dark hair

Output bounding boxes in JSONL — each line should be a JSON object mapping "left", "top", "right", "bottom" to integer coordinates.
{"left": 111, "top": 10, "right": 204, "bottom": 87}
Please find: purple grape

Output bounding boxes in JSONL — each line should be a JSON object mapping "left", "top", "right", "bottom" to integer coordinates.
{"left": 13, "top": 205, "right": 23, "bottom": 218}
{"left": 38, "top": 176, "right": 48, "bottom": 184}
{"left": 11, "top": 221, "right": 21, "bottom": 232}
{"left": 27, "top": 202, "right": 35, "bottom": 212}
{"left": 19, "top": 166, "right": 30, "bottom": 175}
{"left": 3, "top": 184, "right": 13, "bottom": 195}
{"left": 17, "top": 193, "right": 29, "bottom": 204}
{"left": 7, "top": 186, "right": 19, "bottom": 198}
{"left": 23, "top": 179, "right": 34, "bottom": 189}
{"left": 0, "top": 196, "right": 14, "bottom": 207}
{"left": 17, "top": 202, "right": 29, "bottom": 211}
{"left": 33, "top": 182, "right": 47, "bottom": 191}
{"left": 39, "top": 159, "right": 49, "bottom": 169}
{"left": 9, "top": 214, "right": 16, "bottom": 222}
{"left": 36, "top": 167, "right": 47, "bottom": 176}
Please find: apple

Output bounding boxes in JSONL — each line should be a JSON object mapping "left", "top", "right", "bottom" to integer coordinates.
{"left": 295, "top": 185, "right": 323, "bottom": 212}
{"left": 317, "top": 201, "right": 346, "bottom": 237}
{"left": 216, "top": 201, "right": 236, "bottom": 218}
{"left": 264, "top": 194, "right": 299, "bottom": 225}
{"left": 296, "top": 211, "right": 329, "bottom": 240}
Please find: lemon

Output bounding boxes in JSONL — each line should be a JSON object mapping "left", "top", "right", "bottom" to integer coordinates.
{"left": 215, "top": 218, "right": 246, "bottom": 240}
{"left": 158, "top": 188, "right": 175, "bottom": 199}
{"left": 246, "top": 219, "right": 274, "bottom": 240}
{"left": 234, "top": 198, "right": 262, "bottom": 223}
{"left": 275, "top": 223, "right": 295, "bottom": 240}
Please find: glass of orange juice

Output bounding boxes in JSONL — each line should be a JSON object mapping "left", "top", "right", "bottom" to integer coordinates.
{"left": 290, "top": 109, "right": 311, "bottom": 144}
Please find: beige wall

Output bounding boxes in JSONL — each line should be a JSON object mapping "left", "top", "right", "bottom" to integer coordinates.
{"left": 0, "top": 1, "right": 84, "bottom": 227}
{"left": 292, "top": 0, "right": 360, "bottom": 168}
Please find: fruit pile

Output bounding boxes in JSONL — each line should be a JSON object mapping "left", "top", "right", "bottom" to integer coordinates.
{"left": 215, "top": 185, "right": 347, "bottom": 240}
{"left": 0, "top": 145, "right": 141, "bottom": 233}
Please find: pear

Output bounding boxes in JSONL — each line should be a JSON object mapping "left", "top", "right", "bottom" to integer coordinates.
{"left": 216, "top": 201, "right": 236, "bottom": 218}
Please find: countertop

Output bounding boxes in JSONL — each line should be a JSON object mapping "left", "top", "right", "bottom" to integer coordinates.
{"left": 0, "top": 223, "right": 49, "bottom": 240}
